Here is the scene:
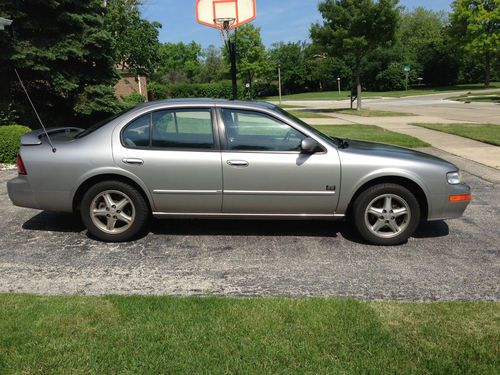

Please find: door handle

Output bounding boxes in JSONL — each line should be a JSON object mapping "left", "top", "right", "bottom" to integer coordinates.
{"left": 227, "top": 160, "right": 249, "bottom": 167}
{"left": 122, "top": 158, "right": 144, "bottom": 166}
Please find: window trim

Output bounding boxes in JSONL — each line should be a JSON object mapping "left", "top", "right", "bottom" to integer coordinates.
{"left": 120, "top": 107, "right": 220, "bottom": 152}
{"left": 216, "top": 107, "right": 327, "bottom": 154}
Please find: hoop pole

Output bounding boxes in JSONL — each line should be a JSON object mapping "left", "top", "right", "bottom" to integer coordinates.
{"left": 227, "top": 29, "right": 237, "bottom": 101}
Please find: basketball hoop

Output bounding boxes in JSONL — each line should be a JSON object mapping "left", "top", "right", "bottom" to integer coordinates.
{"left": 196, "top": 0, "right": 257, "bottom": 101}
{"left": 215, "top": 17, "right": 236, "bottom": 43}
{"left": 196, "top": 0, "right": 256, "bottom": 29}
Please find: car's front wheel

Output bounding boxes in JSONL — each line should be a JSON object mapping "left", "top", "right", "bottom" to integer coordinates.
{"left": 352, "top": 183, "right": 420, "bottom": 246}
{"left": 80, "top": 181, "right": 149, "bottom": 242}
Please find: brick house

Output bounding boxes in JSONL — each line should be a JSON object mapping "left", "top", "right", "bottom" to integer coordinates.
{"left": 114, "top": 69, "right": 148, "bottom": 101}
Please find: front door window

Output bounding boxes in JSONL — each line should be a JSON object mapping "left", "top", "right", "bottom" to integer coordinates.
{"left": 220, "top": 109, "right": 306, "bottom": 152}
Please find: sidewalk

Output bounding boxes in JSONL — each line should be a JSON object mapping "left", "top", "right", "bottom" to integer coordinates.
{"left": 324, "top": 113, "right": 500, "bottom": 170}
{"left": 283, "top": 96, "right": 500, "bottom": 171}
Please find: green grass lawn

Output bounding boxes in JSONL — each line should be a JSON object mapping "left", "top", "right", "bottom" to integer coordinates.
{"left": 265, "top": 82, "right": 500, "bottom": 101}
{"left": 314, "top": 124, "right": 430, "bottom": 148}
{"left": 411, "top": 123, "right": 500, "bottom": 146}
{"left": 314, "top": 108, "right": 413, "bottom": 117}
{"left": 277, "top": 104, "right": 305, "bottom": 109}
{"left": 0, "top": 295, "right": 497, "bottom": 374}
{"left": 287, "top": 110, "right": 333, "bottom": 119}
{"left": 450, "top": 91, "right": 500, "bottom": 103}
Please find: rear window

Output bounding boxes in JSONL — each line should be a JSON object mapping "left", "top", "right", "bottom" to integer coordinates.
{"left": 75, "top": 109, "right": 132, "bottom": 139}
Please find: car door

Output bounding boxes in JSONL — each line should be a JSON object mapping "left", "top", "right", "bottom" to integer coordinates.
{"left": 218, "top": 107, "right": 340, "bottom": 215}
{"left": 113, "top": 106, "right": 223, "bottom": 213}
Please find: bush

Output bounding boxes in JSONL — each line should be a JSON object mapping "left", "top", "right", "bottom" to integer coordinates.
{"left": 121, "top": 92, "right": 146, "bottom": 109}
{"left": 0, "top": 102, "right": 20, "bottom": 125}
{"left": 374, "top": 63, "right": 407, "bottom": 91}
{"left": 0, "top": 125, "right": 31, "bottom": 164}
{"left": 253, "top": 82, "right": 279, "bottom": 98}
{"left": 148, "top": 81, "right": 244, "bottom": 101}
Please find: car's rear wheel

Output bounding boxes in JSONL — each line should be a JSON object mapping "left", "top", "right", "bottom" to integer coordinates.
{"left": 81, "top": 181, "right": 149, "bottom": 242}
{"left": 352, "top": 183, "right": 420, "bottom": 246}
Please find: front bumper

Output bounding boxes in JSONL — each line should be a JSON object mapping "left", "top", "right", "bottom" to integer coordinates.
{"left": 428, "top": 183, "right": 471, "bottom": 221}
{"left": 7, "top": 176, "right": 40, "bottom": 210}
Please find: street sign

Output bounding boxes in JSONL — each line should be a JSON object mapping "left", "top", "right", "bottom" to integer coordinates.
{"left": 404, "top": 65, "right": 411, "bottom": 73}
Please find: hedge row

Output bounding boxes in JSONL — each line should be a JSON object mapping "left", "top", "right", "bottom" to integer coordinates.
{"left": 0, "top": 125, "right": 31, "bottom": 164}
{"left": 148, "top": 81, "right": 245, "bottom": 100}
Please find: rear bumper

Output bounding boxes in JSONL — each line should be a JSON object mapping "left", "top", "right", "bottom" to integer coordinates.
{"left": 428, "top": 183, "right": 471, "bottom": 221}
{"left": 7, "top": 175, "right": 40, "bottom": 210}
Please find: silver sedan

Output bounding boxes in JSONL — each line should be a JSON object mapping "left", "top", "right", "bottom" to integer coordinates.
{"left": 7, "top": 99, "right": 471, "bottom": 245}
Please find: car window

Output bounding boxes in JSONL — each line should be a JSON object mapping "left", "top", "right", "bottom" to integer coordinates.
{"left": 152, "top": 109, "right": 214, "bottom": 149}
{"left": 76, "top": 108, "right": 133, "bottom": 139}
{"left": 220, "top": 109, "right": 306, "bottom": 151}
{"left": 122, "top": 114, "right": 151, "bottom": 147}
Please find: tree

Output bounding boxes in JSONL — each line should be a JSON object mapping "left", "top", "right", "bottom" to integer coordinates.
{"left": 230, "top": 24, "right": 268, "bottom": 97}
{"left": 304, "top": 44, "right": 352, "bottom": 92}
{"left": 420, "top": 41, "right": 460, "bottom": 86}
{"left": 311, "top": 0, "right": 400, "bottom": 109}
{"left": 155, "top": 42, "right": 202, "bottom": 83}
{"left": 104, "top": 0, "right": 162, "bottom": 75}
{"left": 399, "top": 7, "right": 447, "bottom": 64}
{"left": 199, "top": 45, "right": 227, "bottom": 83}
{"left": 268, "top": 42, "right": 308, "bottom": 94}
{"left": 0, "top": 0, "right": 120, "bottom": 127}
{"left": 450, "top": 0, "right": 499, "bottom": 86}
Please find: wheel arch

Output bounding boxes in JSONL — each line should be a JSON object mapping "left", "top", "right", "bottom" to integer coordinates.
{"left": 72, "top": 172, "right": 154, "bottom": 213}
{"left": 345, "top": 176, "right": 429, "bottom": 221}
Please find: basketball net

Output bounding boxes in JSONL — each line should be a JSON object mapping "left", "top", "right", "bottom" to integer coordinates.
{"left": 215, "top": 18, "right": 235, "bottom": 44}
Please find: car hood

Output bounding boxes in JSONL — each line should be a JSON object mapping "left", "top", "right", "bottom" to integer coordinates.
{"left": 338, "top": 140, "right": 457, "bottom": 169}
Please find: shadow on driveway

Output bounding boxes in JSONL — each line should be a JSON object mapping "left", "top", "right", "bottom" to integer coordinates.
{"left": 21, "top": 211, "right": 450, "bottom": 244}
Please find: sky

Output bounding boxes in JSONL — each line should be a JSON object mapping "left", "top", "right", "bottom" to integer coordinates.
{"left": 141, "top": 0, "right": 454, "bottom": 48}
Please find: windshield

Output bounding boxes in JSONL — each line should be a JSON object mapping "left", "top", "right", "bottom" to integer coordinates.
{"left": 75, "top": 109, "right": 132, "bottom": 139}
{"left": 275, "top": 107, "right": 340, "bottom": 147}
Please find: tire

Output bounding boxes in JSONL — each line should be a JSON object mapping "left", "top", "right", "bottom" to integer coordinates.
{"left": 80, "top": 181, "right": 149, "bottom": 242}
{"left": 351, "top": 183, "right": 420, "bottom": 246}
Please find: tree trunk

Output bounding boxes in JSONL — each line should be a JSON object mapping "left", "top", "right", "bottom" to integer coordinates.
{"left": 485, "top": 52, "right": 491, "bottom": 88}
{"left": 356, "top": 74, "right": 362, "bottom": 111}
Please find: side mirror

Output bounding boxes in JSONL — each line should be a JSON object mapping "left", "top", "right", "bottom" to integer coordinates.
{"left": 301, "top": 137, "right": 321, "bottom": 154}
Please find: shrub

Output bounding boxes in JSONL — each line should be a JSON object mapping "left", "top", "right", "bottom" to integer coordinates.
{"left": 148, "top": 81, "right": 244, "bottom": 101}
{"left": 374, "top": 63, "right": 407, "bottom": 91}
{"left": 253, "top": 82, "right": 279, "bottom": 98}
{"left": 0, "top": 102, "right": 20, "bottom": 125}
{"left": 0, "top": 125, "right": 31, "bottom": 164}
{"left": 121, "top": 92, "right": 146, "bottom": 109}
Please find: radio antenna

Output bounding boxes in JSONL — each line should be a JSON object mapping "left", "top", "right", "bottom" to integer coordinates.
{"left": 14, "top": 68, "right": 56, "bottom": 153}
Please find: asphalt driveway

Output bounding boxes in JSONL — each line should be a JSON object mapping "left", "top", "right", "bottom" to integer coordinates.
{"left": 0, "top": 169, "right": 498, "bottom": 301}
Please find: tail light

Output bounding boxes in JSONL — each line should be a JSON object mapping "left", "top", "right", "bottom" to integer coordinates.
{"left": 17, "top": 154, "right": 27, "bottom": 175}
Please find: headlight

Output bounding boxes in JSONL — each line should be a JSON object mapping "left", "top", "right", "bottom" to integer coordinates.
{"left": 447, "top": 171, "right": 462, "bottom": 185}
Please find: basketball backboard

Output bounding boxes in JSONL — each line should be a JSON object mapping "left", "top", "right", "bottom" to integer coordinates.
{"left": 196, "top": 0, "right": 257, "bottom": 30}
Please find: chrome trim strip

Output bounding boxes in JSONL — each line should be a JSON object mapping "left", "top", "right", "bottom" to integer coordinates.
{"left": 153, "top": 212, "right": 345, "bottom": 218}
{"left": 223, "top": 190, "right": 336, "bottom": 196}
{"left": 153, "top": 190, "right": 222, "bottom": 195}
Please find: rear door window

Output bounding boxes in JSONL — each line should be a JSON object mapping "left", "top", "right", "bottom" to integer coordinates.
{"left": 122, "top": 114, "right": 151, "bottom": 147}
{"left": 152, "top": 109, "right": 214, "bottom": 149}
